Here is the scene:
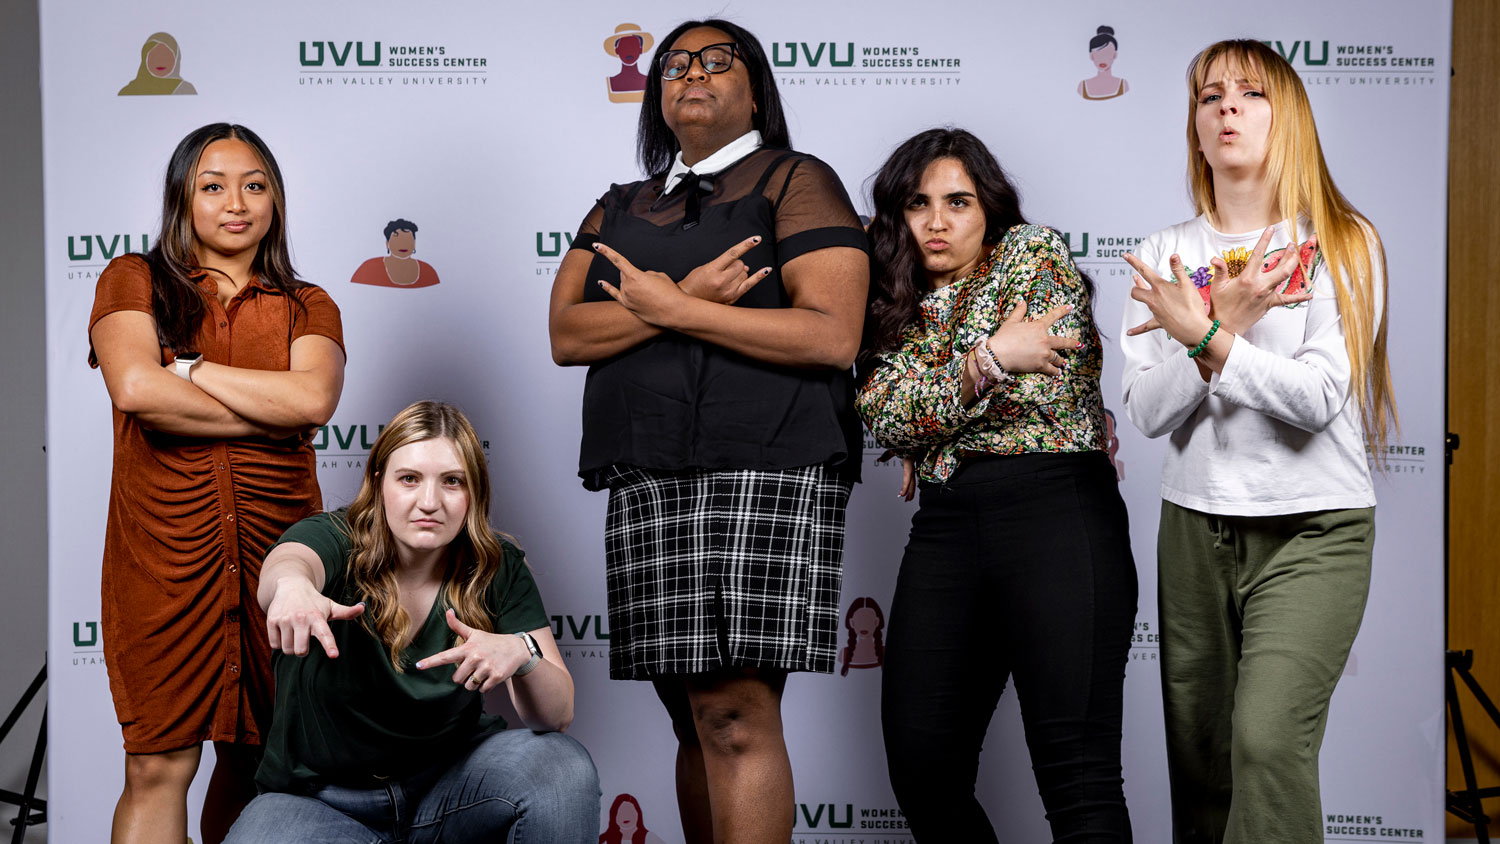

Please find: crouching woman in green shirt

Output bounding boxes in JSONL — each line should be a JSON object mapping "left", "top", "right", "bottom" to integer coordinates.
{"left": 225, "top": 400, "right": 600, "bottom": 843}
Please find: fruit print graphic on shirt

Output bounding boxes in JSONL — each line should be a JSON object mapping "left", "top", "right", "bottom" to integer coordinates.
{"left": 1180, "top": 240, "right": 1322, "bottom": 312}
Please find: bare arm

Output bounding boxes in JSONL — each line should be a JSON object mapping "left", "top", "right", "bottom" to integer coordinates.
{"left": 260, "top": 541, "right": 364, "bottom": 658}
{"left": 595, "top": 243, "right": 869, "bottom": 369}
{"left": 504, "top": 626, "right": 575, "bottom": 732}
{"left": 548, "top": 249, "right": 665, "bottom": 365}
{"left": 417, "top": 613, "right": 576, "bottom": 733}
{"left": 91, "top": 310, "right": 280, "bottom": 438}
{"left": 188, "top": 333, "right": 346, "bottom": 429}
{"left": 549, "top": 236, "right": 773, "bottom": 365}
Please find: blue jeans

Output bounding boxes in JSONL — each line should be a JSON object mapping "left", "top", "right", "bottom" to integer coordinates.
{"left": 225, "top": 730, "right": 600, "bottom": 843}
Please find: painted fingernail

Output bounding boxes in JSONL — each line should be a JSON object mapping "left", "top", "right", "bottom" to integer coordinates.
{"left": 414, "top": 661, "right": 425, "bottom": 669}
{"left": 752, "top": 235, "right": 762, "bottom": 243}
{"left": 592, "top": 243, "right": 600, "bottom": 250}
{"left": 596, "top": 280, "right": 605, "bottom": 288}
{"left": 1076, "top": 341, "right": 1084, "bottom": 349}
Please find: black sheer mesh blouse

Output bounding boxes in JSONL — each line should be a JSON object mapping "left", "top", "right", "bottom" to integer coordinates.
{"left": 569, "top": 148, "right": 869, "bottom": 489}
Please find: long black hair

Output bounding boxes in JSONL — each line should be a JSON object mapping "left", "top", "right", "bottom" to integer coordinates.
{"left": 144, "top": 123, "right": 305, "bottom": 352}
{"left": 636, "top": 19, "right": 790, "bottom": 176}
{"left": 860, "top": 128, "right": 1030, "bottom": 372}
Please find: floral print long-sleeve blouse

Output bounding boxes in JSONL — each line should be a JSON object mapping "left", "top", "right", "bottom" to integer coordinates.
{"left": 856, "top": 224, "right": 1107, "bottom": 483}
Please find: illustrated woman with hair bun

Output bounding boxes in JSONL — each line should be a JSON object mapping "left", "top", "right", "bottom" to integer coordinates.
{"left": 88, "top": 123, "right": 345, "bottom": 844}
{"left": 1120, "top": 39, "right": 1395, "bottom": 841}
{"left": 549, "top": 16, "right": 869, "bottom": 844}
{"left": 857, "top": 127, "right": 1136, "bottom": 842}
{"left": 1079, "top": 25, "right": 1129, "bottom": 100}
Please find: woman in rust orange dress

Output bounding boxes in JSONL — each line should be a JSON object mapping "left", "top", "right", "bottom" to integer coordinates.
{"left": 88, "top": 123, "right": 345, "bottom": 844}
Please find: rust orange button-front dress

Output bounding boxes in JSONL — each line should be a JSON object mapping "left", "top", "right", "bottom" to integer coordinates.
{"left": 89, "top": 255, "right": 344, "bottom": 753}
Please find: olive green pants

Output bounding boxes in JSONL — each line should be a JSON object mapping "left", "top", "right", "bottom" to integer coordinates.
{"left": 1157, "top": 500, "right": 1374, "bottom": 844}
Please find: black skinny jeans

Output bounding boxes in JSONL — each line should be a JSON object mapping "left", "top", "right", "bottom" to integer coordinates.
{"left": 881, "top": 451, "right": 1138, "bottom": 843}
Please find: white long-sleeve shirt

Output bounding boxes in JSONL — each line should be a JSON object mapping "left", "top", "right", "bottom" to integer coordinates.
{"left": 1119, "top": 215, "right": 1378, "bottom": 516}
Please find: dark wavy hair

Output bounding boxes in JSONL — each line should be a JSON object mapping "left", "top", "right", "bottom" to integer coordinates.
{"left": 859, "top": 128, "right": 1030, "bottom": 373}
{"left": 144, "top": 123, "right": 305, "bottom": 352}
{"left": 636, "top": 19, "right": 790, "bottom": 176}
{"left": 383, "top": 218, "right": 417, "bottom": 240}
{"left": 599, "top": 793, "right": 651, "bottom": 844}
{"left": 839, "top": 597, "right": 886, "bottom": 677}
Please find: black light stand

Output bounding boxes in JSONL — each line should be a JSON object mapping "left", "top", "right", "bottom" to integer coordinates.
{"left": 0, "top": 663, "right": 46, "bottom": 844}
{"left": 1449, "top": 649, "right": 1500, "bottom": 842}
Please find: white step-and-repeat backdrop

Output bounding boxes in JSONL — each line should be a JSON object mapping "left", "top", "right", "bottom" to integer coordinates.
{"left": 43, "top": 2, "right": 1449, "bottom": 841}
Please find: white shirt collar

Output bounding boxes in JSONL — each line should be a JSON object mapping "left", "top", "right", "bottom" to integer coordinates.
{"left": 662, "top": 130, "right": 763, "bottom": 194}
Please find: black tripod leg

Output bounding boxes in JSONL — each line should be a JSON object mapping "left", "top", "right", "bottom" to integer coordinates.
{"left": 1452, "top": 658, "right": 1492, "bottom": 843}
{"left": 8, "top": 707, "right": 43, "bottom": 844}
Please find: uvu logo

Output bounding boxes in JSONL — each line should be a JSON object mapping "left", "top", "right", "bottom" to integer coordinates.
{"left": 772, "top": 42, "right": 854, "bottom": 67}
{"left": 796, "top": 803, "right": 853, "bottom": 829}
{"left": 312, "top": 423, "right": 384, "bottom": 452}
{"left": 300, "top": 41, "right": 382, "bottom": 67}
{"left": 1263, "top": 40, "right": 1329, "bottom": 66}
{"left": 69, "top": 234, "right": 149, "bottom": 263}
{"left": 550, "top": 614, "right": 610, "bottom": 641}
{"left": 536, "top": 232, "right": 575, "bottom": 257}
{"left": 1060, "top": 232, "right": 1090, "bottom": 260}
{"left": 73, "top": 621, "right": 99, "bottom": 647}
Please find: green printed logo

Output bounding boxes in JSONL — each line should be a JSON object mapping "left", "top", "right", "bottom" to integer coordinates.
{"left": 1264, "top": 40, "right": 1329, "bottom": 66}
{"left": 300, "top": 41, "right": 382, "bottom": 67}
{"left": 313, "top": 423, "right": 385, "bottom": 453}
{"left": 73, "top": 621, "right": 99, "bottom": 648}
{"left": 1060, "top": 231, "right": 1090, "bottom": 261}
{"left": 796, "top": 803, "right": 853, "bottom": 830}
{"left": 68, "top": 234, "right": 150, "bottom": 264}
{"left": 772, "top": 42, "right": 855, "bottom": 68}
{"left": 536, "top": 232, "right": 575, "bottom": 257}
{"left": 550, "top": 614, "right": 611, "bottom": 643}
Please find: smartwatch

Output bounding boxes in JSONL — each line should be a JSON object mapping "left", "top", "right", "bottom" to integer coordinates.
{"left": 174, "top": 352, "right": 203, "bottom": 382}
{"left": 513, "top": 631, "right": 543, "bottom": 677}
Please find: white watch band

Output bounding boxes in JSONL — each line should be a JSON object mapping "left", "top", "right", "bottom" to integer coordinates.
{"left": 174, "top": 356, "right": 201, "bottom": 382}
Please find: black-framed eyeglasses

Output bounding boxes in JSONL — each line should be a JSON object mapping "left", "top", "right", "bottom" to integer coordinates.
{"left": 658, "top": 43, "right": 739, "bottom": 80}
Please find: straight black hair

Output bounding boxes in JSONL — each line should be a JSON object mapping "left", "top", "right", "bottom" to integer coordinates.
{"left": 144, "top": 123, "right": 305, "bottom": 352}
{"left": 636, "top": 19, "right": 790, "bottom": 176}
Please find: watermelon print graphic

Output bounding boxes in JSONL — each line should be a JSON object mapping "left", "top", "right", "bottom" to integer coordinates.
{"left": 1178, "top": 240, "right": 1321, "bottom": 313}
{"left": 1264, "top": 240, "right": 1322, "bottom": 303}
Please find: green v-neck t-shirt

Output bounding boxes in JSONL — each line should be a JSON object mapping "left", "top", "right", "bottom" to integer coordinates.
{"left": 255, "top": 509, "right": 550, "bottom": 792}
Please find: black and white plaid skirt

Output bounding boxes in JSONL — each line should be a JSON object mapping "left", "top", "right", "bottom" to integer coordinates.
{"left": 601, "top": 463, "right": 853, "bottom": 680}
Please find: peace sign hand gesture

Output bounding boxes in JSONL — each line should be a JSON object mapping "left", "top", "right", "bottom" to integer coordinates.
{"left": 1208, "top": 230, "right": 1316, "bottom": 335}
{"left": 414, "top": 609, "right": 530, "bottom": 695}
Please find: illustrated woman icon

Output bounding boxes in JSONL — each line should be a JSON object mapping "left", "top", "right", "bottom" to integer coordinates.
{"left": 1078, "top": 26, "right": 1128, "bottom": 101}
{"left": 118, "top": 32, "right": 197, "bottom": 96}
{"left": 600, "top": 793, "right": 668, "bottom": 844}
{"left": 604, "top": 24, "right": 654, "bottom": 103}
{"left": 839, "top": 597, "right": 885, "bottom": 676}
{"left": 350, "top": 219, "right": 441, "bottom": 288}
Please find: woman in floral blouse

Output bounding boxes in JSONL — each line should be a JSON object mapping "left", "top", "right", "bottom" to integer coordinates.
{"left": 856, "top": 128, "right": 1137, "bottom": 843}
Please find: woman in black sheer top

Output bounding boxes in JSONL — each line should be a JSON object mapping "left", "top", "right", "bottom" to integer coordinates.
{"left": 548, "top": 18, "right": 868, "bottom": 844}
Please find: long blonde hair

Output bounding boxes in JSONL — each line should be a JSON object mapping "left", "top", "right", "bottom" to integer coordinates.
{"left": 1186, "top": 39, "right": 1396, "bottom": 454}
{"left": 344, "top": 401, "right": 508, "bottom": 670}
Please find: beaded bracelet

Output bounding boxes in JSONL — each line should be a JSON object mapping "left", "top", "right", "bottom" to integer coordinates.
{"left": 973, "top": 340, "right": 1011, "bottom": 383}
{"left": 1187, "top": 319, "right": 1221, "bottom": 359}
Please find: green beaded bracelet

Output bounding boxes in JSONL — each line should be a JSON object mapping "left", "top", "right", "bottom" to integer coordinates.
{"left": 1187, "top": 319, "right": 1220, "bottom": 359}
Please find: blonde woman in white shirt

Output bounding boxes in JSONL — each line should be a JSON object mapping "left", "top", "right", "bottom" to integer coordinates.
{"left": 1119, "top": 39, "right": 1394, "bottom": 844}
